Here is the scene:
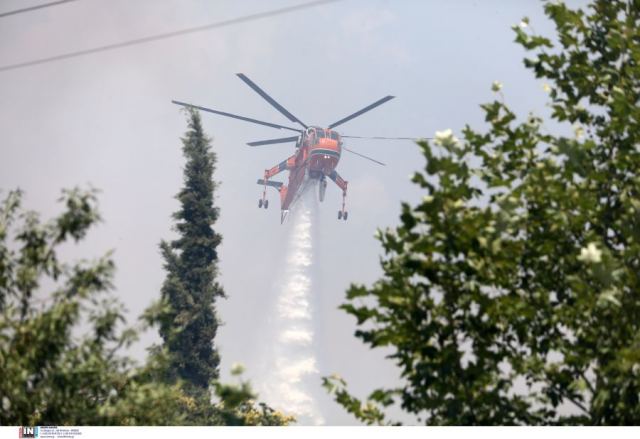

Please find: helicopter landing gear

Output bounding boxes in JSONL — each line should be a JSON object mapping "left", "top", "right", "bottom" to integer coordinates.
{"left": 258, "top": 172, "right": 270, "bottom": 209}
{"left": 338, "top": 190, "right": 348, "bottom": 221}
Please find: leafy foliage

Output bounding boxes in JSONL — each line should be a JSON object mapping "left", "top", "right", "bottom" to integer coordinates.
{"left": 327, "top": 0, "right": 640, "bottom": 425}
{"left": 157, "top": 109, "right": 225, "bottom": 393}
{"left": 0, "top": 189, "right": 292, "bottom": 426}
{"left": 0, "top": 188, "right": 180, "bottom": 425}
{"left": 322, "top": 375, "right": 394, "bottom": 426}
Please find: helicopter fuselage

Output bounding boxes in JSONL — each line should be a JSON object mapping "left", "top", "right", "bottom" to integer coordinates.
{"left": 266, "top": 126, "right": 343, "bottom": 218}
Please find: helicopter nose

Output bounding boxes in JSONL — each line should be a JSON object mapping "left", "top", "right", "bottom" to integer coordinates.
{"left": 318, "top": 137, "right": 338, "bottom": 147}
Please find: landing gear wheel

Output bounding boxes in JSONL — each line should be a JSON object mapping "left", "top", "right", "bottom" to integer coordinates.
{"left": 264, "top": 200, "right": 269, "bottom": 209}
{"left": 258, "top": 199, "right": 263, "bottom": 208}
{"left": 338, "top": 210, "right": 342, "bottom": 220}
{"left": 343, "top": 211, "right": 348, "bottom": 221}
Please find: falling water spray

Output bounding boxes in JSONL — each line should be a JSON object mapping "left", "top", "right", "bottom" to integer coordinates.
{"left": 259, "top": 187, "right": 324, "bottom": 425}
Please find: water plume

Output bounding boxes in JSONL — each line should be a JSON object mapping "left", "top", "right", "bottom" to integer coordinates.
{"left": 259, "top": 188, "right": 323, "bottom": 425}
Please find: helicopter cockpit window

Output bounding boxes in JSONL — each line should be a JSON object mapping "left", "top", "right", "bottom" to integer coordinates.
{"left": 330, "top": 131, "right": 339, "bottom": 140}
{"left": 316, "top": 130, "right": 326, "bottom": 138}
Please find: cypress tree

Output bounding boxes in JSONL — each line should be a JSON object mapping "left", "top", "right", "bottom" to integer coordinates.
{"left": 158, "top": 109, "right": 224, "bottom": 392}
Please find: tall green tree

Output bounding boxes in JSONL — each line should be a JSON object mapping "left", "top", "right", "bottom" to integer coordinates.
{"left": 325, "top": 0, "right": 640, "bottom": 425}
{"left": 0, "top": 188, "right": 292, "bottom": 426}
{"left": 158, "top": 109, "right": 225, "bottom": 393}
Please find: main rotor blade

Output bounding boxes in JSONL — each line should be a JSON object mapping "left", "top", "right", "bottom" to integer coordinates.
{"left": 247, "top": 136, "right": 299, "bottom": 146}
{"left": 342, "top": 135, "right": 425, "bottom": 140}
{"left": 236, "top": 73, "right": 308, "bottom": 129}
{"left": 328, "top": 95, "right": 395, "bottom": 129}
{"left": 172, "top": 100, "right": 301, "bottom": 133}
{"left": 342, "top": 146, "right": 386, "bottom": 166}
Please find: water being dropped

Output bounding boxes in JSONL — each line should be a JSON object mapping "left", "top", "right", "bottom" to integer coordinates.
{"left": 259, "top": 188, "right": 324, "bottom": 425}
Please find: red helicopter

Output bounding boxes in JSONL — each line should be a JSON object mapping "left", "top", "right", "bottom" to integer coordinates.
{"left": 173, "top": 73, "right": 409, "bottom": 223}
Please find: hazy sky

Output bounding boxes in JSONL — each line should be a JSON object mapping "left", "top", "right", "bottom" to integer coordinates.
{"left": 0, "top": 0, "right": 586, "bottom": 425}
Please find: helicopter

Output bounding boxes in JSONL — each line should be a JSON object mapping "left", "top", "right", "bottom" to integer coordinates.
{"left": 173, "top": 73, "right": 411, "bottom": 223}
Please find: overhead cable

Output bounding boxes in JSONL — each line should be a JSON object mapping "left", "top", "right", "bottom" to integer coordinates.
{"left": 0, "top": 0, "right": 79, "bottom": 19}
{"left": 0, "top": 0, "right": 340, "bottom": 73}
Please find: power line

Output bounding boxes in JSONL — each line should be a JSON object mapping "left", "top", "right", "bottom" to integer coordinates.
{"left": 0, "top": 0, "right": 339, "bottom": 73}
{"left": 0, "top": 0, "right": 79, "bottom": 18}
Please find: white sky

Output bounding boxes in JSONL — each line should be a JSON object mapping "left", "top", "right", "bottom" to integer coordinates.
{"left": 0, "top": 0, "right": 586, "bottom": 425}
